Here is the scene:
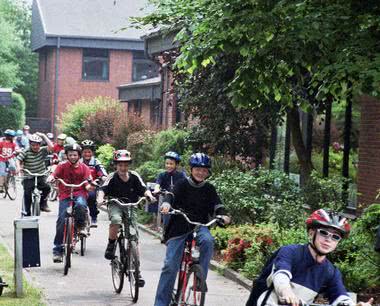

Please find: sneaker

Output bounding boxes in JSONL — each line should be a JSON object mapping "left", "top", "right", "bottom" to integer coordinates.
{"left": 104, "top": 242, "right": 115, "bottom": 260}
{"left": 53, "top": 254, "right": 63, "bottom": 263}
{"left": 41, "top": 206, "right": 51, "bottom": 212}
{"left": 137, "top": 273, "right": 145, "bottom": 288}
{"left": 90, "top": 219, "right": 98, "bottom": 228}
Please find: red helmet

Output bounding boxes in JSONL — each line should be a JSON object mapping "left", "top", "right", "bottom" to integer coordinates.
{"left": 306, "top": 209, "right": 351, "bottom": 238}
{"left": 113, "top": 149, "right": 132, "bottom": 162}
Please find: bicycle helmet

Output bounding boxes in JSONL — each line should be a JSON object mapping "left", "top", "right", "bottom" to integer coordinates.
{"left": 28, "top": 134, "right": 42, "bottom": 143}
{"left": 64, "top": 143, "right": 82, "bottom": 155}
{"left": 16, "top": 130, "right": 23, "bottom": 136}
{"left": 4, "top": 129, "right": 16, "bottom": 137}
{"left": 81, "top": 139, "right": 96, "bottom": 151}
{"left": 57, "top": 133, "right": 67, "bottom": 141}
{"left": 23, "top": 125, "right": 30, "bottom": 131}
{"left": 164, "top": 151, "right": 181, "bottom": 162}
{"left": 47, "top": 133, "right": 54, "bottom": 140}
{"left": 189, "top": 153, "right": 211, "bottom": 168}
{"left": 113, "top": 149, "right": 132, "bottom": 162}
{"left": 65, "top": 136, "right": 77, "bottom": 145}
{"left": 306, "top": 209, "right": 350, "bottom": 238}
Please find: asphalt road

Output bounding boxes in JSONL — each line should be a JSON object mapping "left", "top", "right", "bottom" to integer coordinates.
{"left": 0, "top": 185, "right": 250, "bottom": 306}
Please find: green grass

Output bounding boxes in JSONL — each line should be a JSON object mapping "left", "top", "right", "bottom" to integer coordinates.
{"left": 0, "top": 244, "right": 44, "bottom": 305}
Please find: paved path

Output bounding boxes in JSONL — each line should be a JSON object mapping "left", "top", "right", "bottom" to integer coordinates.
{"left": 0, "top": 186, "right": 249, "bottom": 306}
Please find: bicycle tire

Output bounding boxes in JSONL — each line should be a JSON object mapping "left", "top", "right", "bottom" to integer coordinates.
{"left": 6, "top": 175, "right": 17, "bottom": 200}
{"left": 0, "top": 276, "right": 3, "bottom": 296}
{"left": 111, "top": 237, "right": 125, "bottom": 293}
{"left": 127, "top": 240, "right": 139, "bottom": 303}
{"left": 80, "top": 235, "right": 86, "bottom": 256}
{"left": 177, "top": 264, "right": 206, "bottom": 306}
{"left": 63, "top": 217, "right": 73, "bottom": 275}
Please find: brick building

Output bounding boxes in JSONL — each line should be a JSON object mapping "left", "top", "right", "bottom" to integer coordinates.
{"left": 31, "top": 0, "right": 158, "bottom": 132}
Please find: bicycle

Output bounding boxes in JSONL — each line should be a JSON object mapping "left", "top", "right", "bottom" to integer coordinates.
{"left": 0, "top": 274, "right": 8, "bottom": 296}
{"left": 56, "top": 178, "right": 91, "bottom": 275}
{"left": 0, "top": 154, "right": 17, "bottom": 200}
{"left": 22, "top": 169, "right": 50, "bottom": 216}
{"left": 104, "top": 197, "right": 147, "bottom": 303}
{"left": 168, "top": 209, "right": 224, "bottom": 306}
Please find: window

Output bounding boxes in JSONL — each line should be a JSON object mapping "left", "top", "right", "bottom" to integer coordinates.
{"left": 82, "top": 48, "right": 109, "bottom": 81}
{"left": 128, "top": 100, "right": 142, "bottom": 117}
{"left": 132, "top": 51, "right": 159, "bottom": 82}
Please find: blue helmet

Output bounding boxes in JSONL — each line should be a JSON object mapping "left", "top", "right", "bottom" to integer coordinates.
{"left": 16, "top": 130, "right": 23, "bottom": 136}
{"left": 189, "top": 153, "right": 211, "bottom": 168}
{"left": 164, "top": 151, "right": 181, "bottom": 162}
{"left": 4, "top": 129, "right": 16, "bottom": 137}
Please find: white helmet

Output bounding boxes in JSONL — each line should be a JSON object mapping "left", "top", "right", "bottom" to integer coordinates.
{"left": 57, "top": 133, "right": 67, "bottom": 141}
{"left": 29, "top": 134, "right": 42, "bottom": 143}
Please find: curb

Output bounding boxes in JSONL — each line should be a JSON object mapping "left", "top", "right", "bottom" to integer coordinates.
{"left": 138, "top": 223, "right": 252, "bottom": 291}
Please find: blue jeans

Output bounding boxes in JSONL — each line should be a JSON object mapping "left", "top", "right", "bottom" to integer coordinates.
{"left": 53, "top": 196, "right": 87, "bottom": 255}
{"left": 87, "top": 190, "right": 98, "bottom": 221}
{"left": 154, "top": 227, "right": 214, "bottom": 306}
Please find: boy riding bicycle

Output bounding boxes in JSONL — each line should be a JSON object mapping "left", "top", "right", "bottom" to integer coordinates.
{"left": 0, "top": 129, "right": 17, "bottom": 193}
{"left": 96, "top": 149, "right": 155, "bottom": 286}
{"left": 245, "top": 209, "right": 373, "bottom": 306}
{"left": 48, "top": 144, "right": 93, "bottom": 263}
{"left": 154, "top": 153, "right": 231, "bottom": 306}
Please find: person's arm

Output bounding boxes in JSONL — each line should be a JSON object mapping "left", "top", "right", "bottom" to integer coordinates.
{"left": 96, "top": 173, "right": 113, "bottom": 204}
{"left": 36, "top": 132, "right": 54, "bottom": 151}
{"left": 161, "top": 179, "right": 184, "bottom": 213}
{"left": 15, "top": 150, "right": 25, "bottom": 174}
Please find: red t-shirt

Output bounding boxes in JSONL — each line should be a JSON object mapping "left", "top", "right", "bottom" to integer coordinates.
{"left": 53, "top": 161, "right": 92, "bottom": 200}
{"left": 0, "top": 141, "right": 16, "bottom": 162}
{"left": 53, "top": 143, "right": 64, "bottom": 154}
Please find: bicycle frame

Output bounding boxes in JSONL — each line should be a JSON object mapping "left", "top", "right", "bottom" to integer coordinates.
{"left": 22, "top": 169, "right": 50, "bottom": 215}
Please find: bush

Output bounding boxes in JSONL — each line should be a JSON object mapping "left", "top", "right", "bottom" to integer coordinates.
{"left": 59, "top": 96, "right": 119, "bottom": 137}
{"left": 96, "top": 144, "right": 115, "bottom": 172}
{"left": 209, "top": 168, "right": 304, "bottom": 227}
{"left": 135, "top": 160, "right": 164, "bottom": 183}
{"left": 0, "top": 92, "right": 25, "bottom": 131}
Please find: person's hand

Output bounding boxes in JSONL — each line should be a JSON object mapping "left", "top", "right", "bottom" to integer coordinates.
{"left": 36, "top": 132, "right": 45, "bottom": 137}
{"left": 357, "top": 298, "right": 374, "bottom": 306}
{"left": 221, "top": 215, "right": 231, "bottom": 224}
{"left": 85, "top": 184, "right": 94, "bottom": 192}
{"left": 147, "top": 194, "right": 156, "bottom": 203}
{"left": 277, "top": 286, "right": 300, "bottom": 306}
{"left": 47, "top": 175, "right": 55, "bottom": 183}
{"left": 160, "top": 202, "right": 171, "bottom": 214}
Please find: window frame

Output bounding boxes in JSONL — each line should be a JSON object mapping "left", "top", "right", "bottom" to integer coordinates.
{"left": 82, "top": 48, "right": 110, "bottom": 81}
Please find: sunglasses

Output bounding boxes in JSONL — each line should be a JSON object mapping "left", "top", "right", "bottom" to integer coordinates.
{"left": 317, "top": 229, "right": 342, "bottom": 242}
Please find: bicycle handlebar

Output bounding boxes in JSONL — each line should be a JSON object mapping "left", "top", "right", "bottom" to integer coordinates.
{"left": 56, "top": 178, "right": 88, "bottom": 188}
{"left": 169, "top": 209, "right": 223, "bottom": 227}
{"left": 106, "top": 197, "right": 147, "bottom": 207}
{"left": 23, "top": 169, "right": 50, "bottom": 177}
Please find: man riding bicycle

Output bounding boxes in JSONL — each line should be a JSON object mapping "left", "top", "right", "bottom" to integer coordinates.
{"left": 96, "top": 149, "right": 155, "bottom": 286}
{"left": 16, "top": 133, "right": 53, "bottom": 214}
{"left": 0, "top": 129, "right": 17, "bottom": 193}
{"left": 245, "top": 209, "right": 373, "bottom": 306}
{"left": 48, "top": 143, "right": 93, "bottom": 263}
{"left": 80, "top": 139, "right": 107, "bottom": 227}
{"left": 154, "top": 153, "right": 231, "bottom": 306}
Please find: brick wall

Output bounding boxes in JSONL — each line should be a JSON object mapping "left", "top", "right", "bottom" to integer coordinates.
{"left": 37, "top": 47, "right": 133, "bottom": 130}
{"left": 357, "top": 95, "right": 380, "bottom": 208}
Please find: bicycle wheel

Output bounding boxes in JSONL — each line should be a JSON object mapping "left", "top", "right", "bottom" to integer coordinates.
{"left": 127, "top": 240, "right": 139, "bottom": 303}
{"left": 178, "top": 264, "right": 206, "bottom": 306}
{"left": 63, "top": 217, "right": 73, "bottom": 275}
{"left": 6, "top": 175, "right": 17, "bottom": 200}
{"left": 111, "top": 237, "right": 125, "bottom": 293}
{"left": 80, "top": 235, "right": 86, "bottom": 256}
{"left": 0, "top": 276, "right": 4, "bottom": 296}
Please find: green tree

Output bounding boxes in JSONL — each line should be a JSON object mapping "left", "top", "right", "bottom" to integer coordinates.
{"left": 0, "top": 92, "right": 26, "bottom": 131}
{"left": 136, "top": 0, "right": 380, "bottom": 180}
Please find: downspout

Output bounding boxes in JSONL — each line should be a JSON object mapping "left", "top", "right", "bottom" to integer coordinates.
{"left": 53, "top": 36, "right": 61, "bottom": 134}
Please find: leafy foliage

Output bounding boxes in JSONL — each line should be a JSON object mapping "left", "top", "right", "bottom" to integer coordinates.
{"left": 0, "top": 92, "right": 26, "bottom": 131}
{"left": 96, "top": 144, "right": 115, "bottom": 172}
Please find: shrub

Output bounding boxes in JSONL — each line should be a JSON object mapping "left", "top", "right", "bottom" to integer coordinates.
{"left": 209, "top": 167, "right": 304, "bottom": 227}
{"left": 59, "top": 96, "right": 119, "bottom": 137}
{"left": 0, "top": 92, "right": 25, "bottom": 131}
{"left": 135, "top": 160, "right": 164, "bottom": 183}
{"left": 96, "top": 144, "right": 115, "bottom": 172}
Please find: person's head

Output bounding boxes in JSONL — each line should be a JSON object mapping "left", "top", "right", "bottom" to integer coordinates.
{"left": 64, "top": 144, "right": 82, "bottom": 165}
{"left": 65, "top": 136, "right": 76, "bottom": 146}
{"left": 16, "top": 130, "right": 23, "bottom": 139}
{"left": 57, "top": 133, "right": 67, "bottom": 146}
{"left": 23, "top": 125, "right": 30, "bottom": 135}
{"left": 306, "top": 209, "right": 350, "bottom": 256}
{"left": 189, "top": 153, "right": 211, "bottom": 182}
{"left": 113, "top": 149, "right": 132, "bottom": 175}
{"left": 81, "top": 140, "right": 95, "bottom": 161}
{"left": 4, "top": 129, "right": 16, "bottom": 141}
{"left": 164, "top": 151, "right": 181, "bottom": 173}
{"left": 28, "top": 134, "right": 43, "bottom": 152}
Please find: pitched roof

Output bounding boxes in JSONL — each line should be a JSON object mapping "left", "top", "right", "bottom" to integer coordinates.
{"left": 31, "top": 0, "right": 151, "bottom": 51}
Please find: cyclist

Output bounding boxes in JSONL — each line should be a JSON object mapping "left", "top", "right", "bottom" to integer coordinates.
{"left": 96, "top": 149, "right": 155, "bottom": 286}
{"left": 154, "top": 152, "right": 231, "bottom": 306}
{"left": 80, "top": 139, "right": 107, "bottom": 227}
{"left": 153, "top": 151, "right": 186, "bottom": 236}
{"left": 15, "top": 130, "right": 26, "bottom": 150}
{"left": 48, "top": 144, "right": 93, "bottom": 263}
{"left": 245, "top": 209, "right": 374, "bottom": 306}
{"left": 53, "top": 134, "right": 66, "bottom": 154}
{"left": 0, "top": 129, "right": 17, "bottom": 193}
{"left": 21, "top": 125, "right": 30, "bottom": 150}
{"left": 16, "top": 133, "right": 53, "bottom": 215}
